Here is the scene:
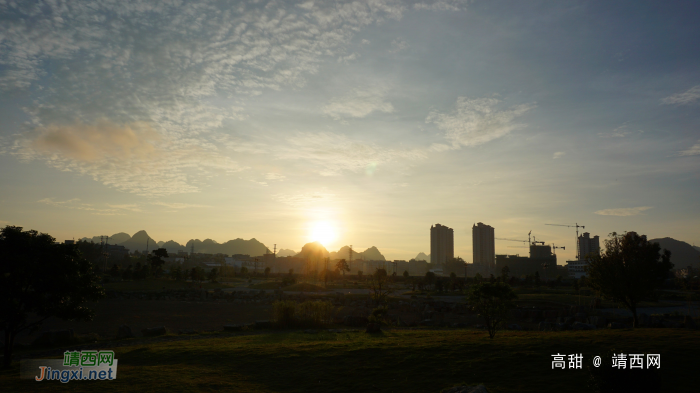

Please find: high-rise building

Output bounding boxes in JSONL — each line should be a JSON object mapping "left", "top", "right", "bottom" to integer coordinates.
{"left": 430, "top": 224, "right": 454, "bottom": 265}
{"left": 578, "top": 232, "right": 600, "bottom": 259}
{"left": 567, "top": 232, "right": 601, "bottom": 278}
{"left": 472, "top": 222, "right": 495, "bottom": 266}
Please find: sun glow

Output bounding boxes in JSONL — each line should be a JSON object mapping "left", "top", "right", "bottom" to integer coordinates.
{"left": 309, "top": 221, "right": 338, "bottom": 247}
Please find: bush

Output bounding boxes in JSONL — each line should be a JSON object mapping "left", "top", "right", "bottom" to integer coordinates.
{"left": 272, "top": 300, "right": 335, "bottom": 328}
{"left": 273, "top": 300, "right": 296, "bottom": 327}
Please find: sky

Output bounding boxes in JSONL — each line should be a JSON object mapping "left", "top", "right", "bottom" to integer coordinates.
{"left": 1, "top": 0, "right": 699, "bottom": 263}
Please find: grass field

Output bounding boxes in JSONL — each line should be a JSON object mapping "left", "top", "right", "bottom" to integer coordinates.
{"left": 2, "top": 328, "right": 695, "bottom": 392}
{"left": 102, "top": 279, "right": 237, "bottom": 292}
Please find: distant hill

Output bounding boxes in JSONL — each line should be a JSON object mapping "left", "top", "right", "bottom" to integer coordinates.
{"left": 80, "top": 230, "right": 271, "bottom": 256}
{"left": 694, "top": 246, "right": 700, "bottom": 253}
{"left": 360, "top": 246, "right": 386, "bottom": 261}
{"left": 415, "top": 252, "right": 430, "bottom": 262}
{"left": 185, "top": 238, "right": 270, "bottom": 256}
{"left": 160, "top": 240, "right": 187, "bottom": 253}
{"left": 276, "top": 249, "right": 297, "bottom": 257}
{"left": 119, "top": 230, "right": 158, "bottom": 253}
{"left": 81, "top": 232, "right": 131, "bottom": 244}
{"left": 296, "top": 242, "right": 330, "bottom": 263}
{"left": 649, "top": 237, "right": 700, "bottom": 269}
{"left": 329, "top": 245, "right": 386, "bottom": 261}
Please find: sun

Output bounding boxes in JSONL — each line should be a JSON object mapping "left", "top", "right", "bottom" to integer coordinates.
{"left": 309, "top": 221, "right": 337, "bottom": 247}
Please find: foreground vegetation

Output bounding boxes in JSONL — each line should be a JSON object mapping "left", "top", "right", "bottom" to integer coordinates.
{"left": 2, "top": 328, "right": 696, "bottom": 392}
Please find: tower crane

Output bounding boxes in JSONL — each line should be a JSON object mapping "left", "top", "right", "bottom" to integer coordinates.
{"left": 545, "top": 223, "right": 585, "bottom": 259}
{"left": 552, "top": 244, "right": 565, "bottom": 255}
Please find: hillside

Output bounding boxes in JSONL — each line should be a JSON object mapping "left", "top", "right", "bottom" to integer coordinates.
{"left": 295, "top": 242, "right": 330, "bottom": 262}
{"left": 81, "top": 232, "right": 131, "bottom": 244}
{"left": 649, "top": 237, "right": 700, "bottom": 269}
{"left": 329, "top": 245, "right": 386, "bottom": 261}
{"left": 276, "top": 249, "right": 297, "bottom": 257}
{"left": 185, "top": 238, "right": 270, "bottom": 256}
{"left": 118, "top": 230, "right": 159, "bottom": 253}
{"left": 414, "top": 252, "right": 430, "bottom": 262}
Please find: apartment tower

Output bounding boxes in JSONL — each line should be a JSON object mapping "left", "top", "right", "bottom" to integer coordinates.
{"left": 472, "top": 222, "right": 495, "bottom": 266}
{"left": 430, "top": 224, "right": 454, "bottom": 264}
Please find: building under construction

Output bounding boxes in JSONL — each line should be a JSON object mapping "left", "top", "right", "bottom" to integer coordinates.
{"left": 495, "top": 244, "right": 558, "bottom": 279}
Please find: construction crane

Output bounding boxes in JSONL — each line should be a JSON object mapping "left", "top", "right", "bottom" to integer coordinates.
{"left": 495, "top": 237, "right": 528, "bottom": 244}
{"left": 545, "top": 223, "right": 585, "bottom": 259}
{"left": 552, "top": 244, "right": 565, "bottom": 255}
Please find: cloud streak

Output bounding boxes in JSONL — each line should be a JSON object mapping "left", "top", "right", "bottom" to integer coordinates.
{"left": 323, "top": 88, "right": 395, "bottom": 120}
{"left": 426, "top": 97, "right": 535, "bottom": 149}
{"left": 13, "top": 120, "right": 246, "bottom": 196}
{"left": 661, "top": 85, "right": 700, "bottom": 105}
{"left": 594, "top": 206, "right": 653, "bottom": 216}
{"left": 679, "top": 140, "right": 700, "bottom": 156}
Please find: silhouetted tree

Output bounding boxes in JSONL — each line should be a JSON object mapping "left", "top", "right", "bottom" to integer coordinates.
{"left": 534, "top": 271, "right": 541, "bottom": 288}
{"left": 149, "top": 248, "right": 168, "bottom": 277}
{"left": 0, "top": 226, "right": 104, "bottom": 368}
{"left": 403, "top": 270, "right": 409, "bottom": 278}
{"left": 264, "top": 266, "right": 271, "bottom": 278}
{"left": 109, "top": 263, "right": 121, "bottom": 277}
{"left": 207, "top": 268, "right": 219, "bottom": 283}
{"left": 370, "top": 268, "right": 390, "bottom": 306}
{"left": 336, "top": 259, "right": 350, "bottom": 279}
{"left": 424, "top": 271, "right": 436, "bottom": 290}
{"left": 467, "top": 282, "right": 517, "bottom": 339}
{"left": 501, "top": 266, "right": 510, "bottom": 282}
{"left": 474, "top": 272, "right": 483, "bottom": 283}
{"left": 586, "top": 232, "right": 673, "bottom": 328}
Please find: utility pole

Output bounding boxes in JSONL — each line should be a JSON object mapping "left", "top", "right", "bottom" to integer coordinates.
{"left": 349, "top": 245, "right": 353, "bottom": 272}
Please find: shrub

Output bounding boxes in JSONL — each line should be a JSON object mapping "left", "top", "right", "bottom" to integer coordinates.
{"left": 272, "top": 300, "right": 335, "bottom": 328}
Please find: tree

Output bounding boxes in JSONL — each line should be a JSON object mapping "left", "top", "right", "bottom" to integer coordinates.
{"left": 501, "top": 266, "right": 510, "bottom": 282}
{"left": 170, "top": 264, "right": 183, "bottom": 281}
{"left": 467, "top": 282, "right": 517, "bottom": 339}
{"left": 336, "top": 259, "right": 350, "bottom": 279}
{"left": 370, "top": 268, "right": 391, "bottom": 306}
{"left": 443, "top": 257, "right": 466, "bottom": 276}
{"left": 149, "top": 248, "right": 168, "bottom": 277}
{"left": 207, "top": 268, "right": 219, "bottom": 283}
{"left": 534, "top": 271, "right": 541, "bottom": 288}
{"left": 240, "top": 266, "right": 248, "bottom": 276}
{"left": 403, "top": 270, "right": 409, "bottom": 278}
{"left": 109, "top": 263, "right": 121, "bottom": 278}
{"left": 264, "top": 266, "right": 271, "bottom": 278}
{"left": 424, "top": 271, "right": 436, "bottom": 290}
{"left": 0, "top": 226, "right": 104, "bottom": 368}
{"left": 586, "top": 232, "right": 673, "bottom": 328}
{"left": 474, "top": 272, "right": 483, "bottom": 283}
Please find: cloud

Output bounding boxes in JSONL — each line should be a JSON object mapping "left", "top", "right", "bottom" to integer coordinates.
{"left": 426, "top": 97, "right": 535, "bottom": 148}
{"left": 107, "top": 204, "right": 142, "bottom": 212}
{"left": 265, "top": 173, "right": 286, "bottom": 181}
{"left": 661, "top": 85, "right": 700, "bottom": 105}
{"left": 323, "top": 88, "right": 395, "bottom": 120}
{"left": 390, "top": 38, "right": 408, "bottom": 53}
{"left": 594, "top": 206, "right": 653, "bottom": 216}
{"left": 598, "top": 123, "right": 633, "bottom": 138}
{"left": 679, "top": 140, "right": 700, "bottom": 156}
{"left": 38, "top": 198, "right": 125, "bottom": 215}
{"left": 276, "top": 132, "right": 425, "bottom": 176}
{"left": 11, "top": 120, "right": 246, "bottom": 196}
{"left": 553, "top": 151, "right": 566, "bottom": 159}
{"left": 0, "top": 0, "right": 465, "bottom": 193}
{"left": 414, "top": 0, "right": 468, "bottom": 11}
{"left": 152, "top": 202, "right": 211, "bottom": 209}
{"left": 273, "top": 191, "right": 336, "bottom": 208}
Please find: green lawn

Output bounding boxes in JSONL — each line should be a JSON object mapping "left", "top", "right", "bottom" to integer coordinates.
{"left": 2, "top": 328, "right": 695, "bottom": 392}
